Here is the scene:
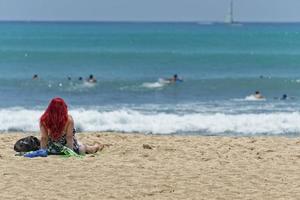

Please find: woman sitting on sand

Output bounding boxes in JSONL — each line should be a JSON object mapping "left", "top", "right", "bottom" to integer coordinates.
{"left": 40, "top": 97, "right": 101, "bottom": 155}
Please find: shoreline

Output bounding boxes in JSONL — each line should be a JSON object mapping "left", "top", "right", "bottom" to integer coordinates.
{"left": 1, "top": 132, "right": 300, "bottom": 199}
{"left": 2, "top": 130, "right": 300, "bottom": 138}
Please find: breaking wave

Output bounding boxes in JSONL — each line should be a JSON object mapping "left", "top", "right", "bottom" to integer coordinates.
{"left": 0, "top": 107, "right": 300, "bottom": 136}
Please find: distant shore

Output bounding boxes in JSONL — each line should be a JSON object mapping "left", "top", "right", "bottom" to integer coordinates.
{"left": 1, "top": 132, "right": 300, "bottom": 199}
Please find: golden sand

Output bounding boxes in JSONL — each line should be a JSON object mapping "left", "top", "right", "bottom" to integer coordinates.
{"left": 1, "top": 132, "right": 300, "bottom": 199}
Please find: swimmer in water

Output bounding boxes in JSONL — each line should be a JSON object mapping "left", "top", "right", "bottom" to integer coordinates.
{"left": 32, "top": 74, "right": 38, "bottom": 80}
{"left": 78, "top": 77, "right": 83, "bottom": 81}
{"left": 274, "top": 94, "right": 293, "bottom": 100}
{"left": 279, "top": 94, "right": 295, "bottom": 100}
{"left": 167, "top": 74, "right": 183, "bottom": 83}
{"left": 87, "top": 74, "right": 97, "bottom": 83}
{"left": 281, "top": 94, "right": 288, "bottom": 100}
{"left": 254, "top": 91, "right": 264, "bottom": 99}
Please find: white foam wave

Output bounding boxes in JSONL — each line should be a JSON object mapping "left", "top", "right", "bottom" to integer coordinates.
{"left": 141, "top": 78, "right": 169, "bottom": 89}
{"left": 0, "top": 108, "right": 42, "bottom": 132}
{"left": 142, "top": 82, "right": 165, "bottom": 88}
{"left": 245, "top": 95, "right": 266, "bottom": 101}
{"left": 0, "top": 107, "right": 300, "bottom": 135}
{"left": 82, "top": 81, "right": 96, "bottom": 88}
{"left": 61, "top": 81, "right": 97, "bottom": 92}
{"left": 46, "top": 80, "right": 96, "bottom": 91}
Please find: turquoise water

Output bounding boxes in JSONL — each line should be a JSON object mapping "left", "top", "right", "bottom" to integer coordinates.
{"left": 1, "top": 22, "right": 300, "bottom": 135}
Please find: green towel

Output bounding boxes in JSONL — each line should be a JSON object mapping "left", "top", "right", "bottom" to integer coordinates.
{"left": 52, "top": 142, "right": 83, "bottom": 158}
{"left": 61, "top": 146, "right": 83, "bottom": 158}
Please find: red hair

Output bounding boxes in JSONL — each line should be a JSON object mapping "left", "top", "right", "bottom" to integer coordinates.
{"left": 40, "top": 97, "right": 68, "bottom": 140}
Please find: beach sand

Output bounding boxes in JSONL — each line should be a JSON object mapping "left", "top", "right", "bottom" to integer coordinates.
{"left": 1, "top": 132, "right": 300, "bottom": 199}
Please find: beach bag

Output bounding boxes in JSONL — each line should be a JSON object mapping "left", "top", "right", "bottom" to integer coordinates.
{"left": 14, "top": 136, "right": 40, "bottom": 152}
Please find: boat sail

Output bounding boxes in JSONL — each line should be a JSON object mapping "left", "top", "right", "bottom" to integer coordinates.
{"left": 225, "top": 0, "right": 234, "bottom": 24}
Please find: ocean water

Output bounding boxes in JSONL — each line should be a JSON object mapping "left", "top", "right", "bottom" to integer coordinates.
{"left": 1, "top": 22, "right": 300, "bottom": 135}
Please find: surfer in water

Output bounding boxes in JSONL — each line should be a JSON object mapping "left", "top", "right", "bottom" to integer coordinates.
{"left": 166, "top": 74, "right": 183, "bottom": 83}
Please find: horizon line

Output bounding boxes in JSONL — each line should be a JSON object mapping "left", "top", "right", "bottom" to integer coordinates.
{"left": 1, "top": 19, "right": 300, "bottom": 24}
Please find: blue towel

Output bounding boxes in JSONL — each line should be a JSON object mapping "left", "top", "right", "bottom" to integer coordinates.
{"left": 24, "top": 149, "right": 48, "bottom": 158}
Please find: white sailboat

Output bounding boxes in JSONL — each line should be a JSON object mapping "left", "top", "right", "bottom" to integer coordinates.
{"left": 225, "top": 0, "right": 234, "bottom": 24}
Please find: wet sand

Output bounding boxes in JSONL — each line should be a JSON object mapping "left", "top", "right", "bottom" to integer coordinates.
{"left": 1, "top": 132, "right": 300, "bottom": 199}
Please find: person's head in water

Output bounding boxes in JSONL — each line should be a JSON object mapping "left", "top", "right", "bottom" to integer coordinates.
{"left": 32, "top": 74, "right": 38, "bottom": 80}
{"left": 40, "top": 97, "right": 68, "bottom": 140}
{"left": 88, "top": 74, "right": 96, "bottom": 83}
{"left": 78, "top": 77, "right": 83, "bottom": 81}
{"left": 67, "top": 77, "right": 71, "bottom": 81}
{"left": 254, "top": 90, "right": 264, "bottom": 99}
{"left": 281, "top": 94, "right": 288, "bottom": 100}
{"left": 174, "top": 74, "right": 178, "bottom": 79}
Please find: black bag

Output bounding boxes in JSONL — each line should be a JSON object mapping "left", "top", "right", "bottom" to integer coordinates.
{"left": 14, "top": 136, "right": 40, "bottom": 152}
